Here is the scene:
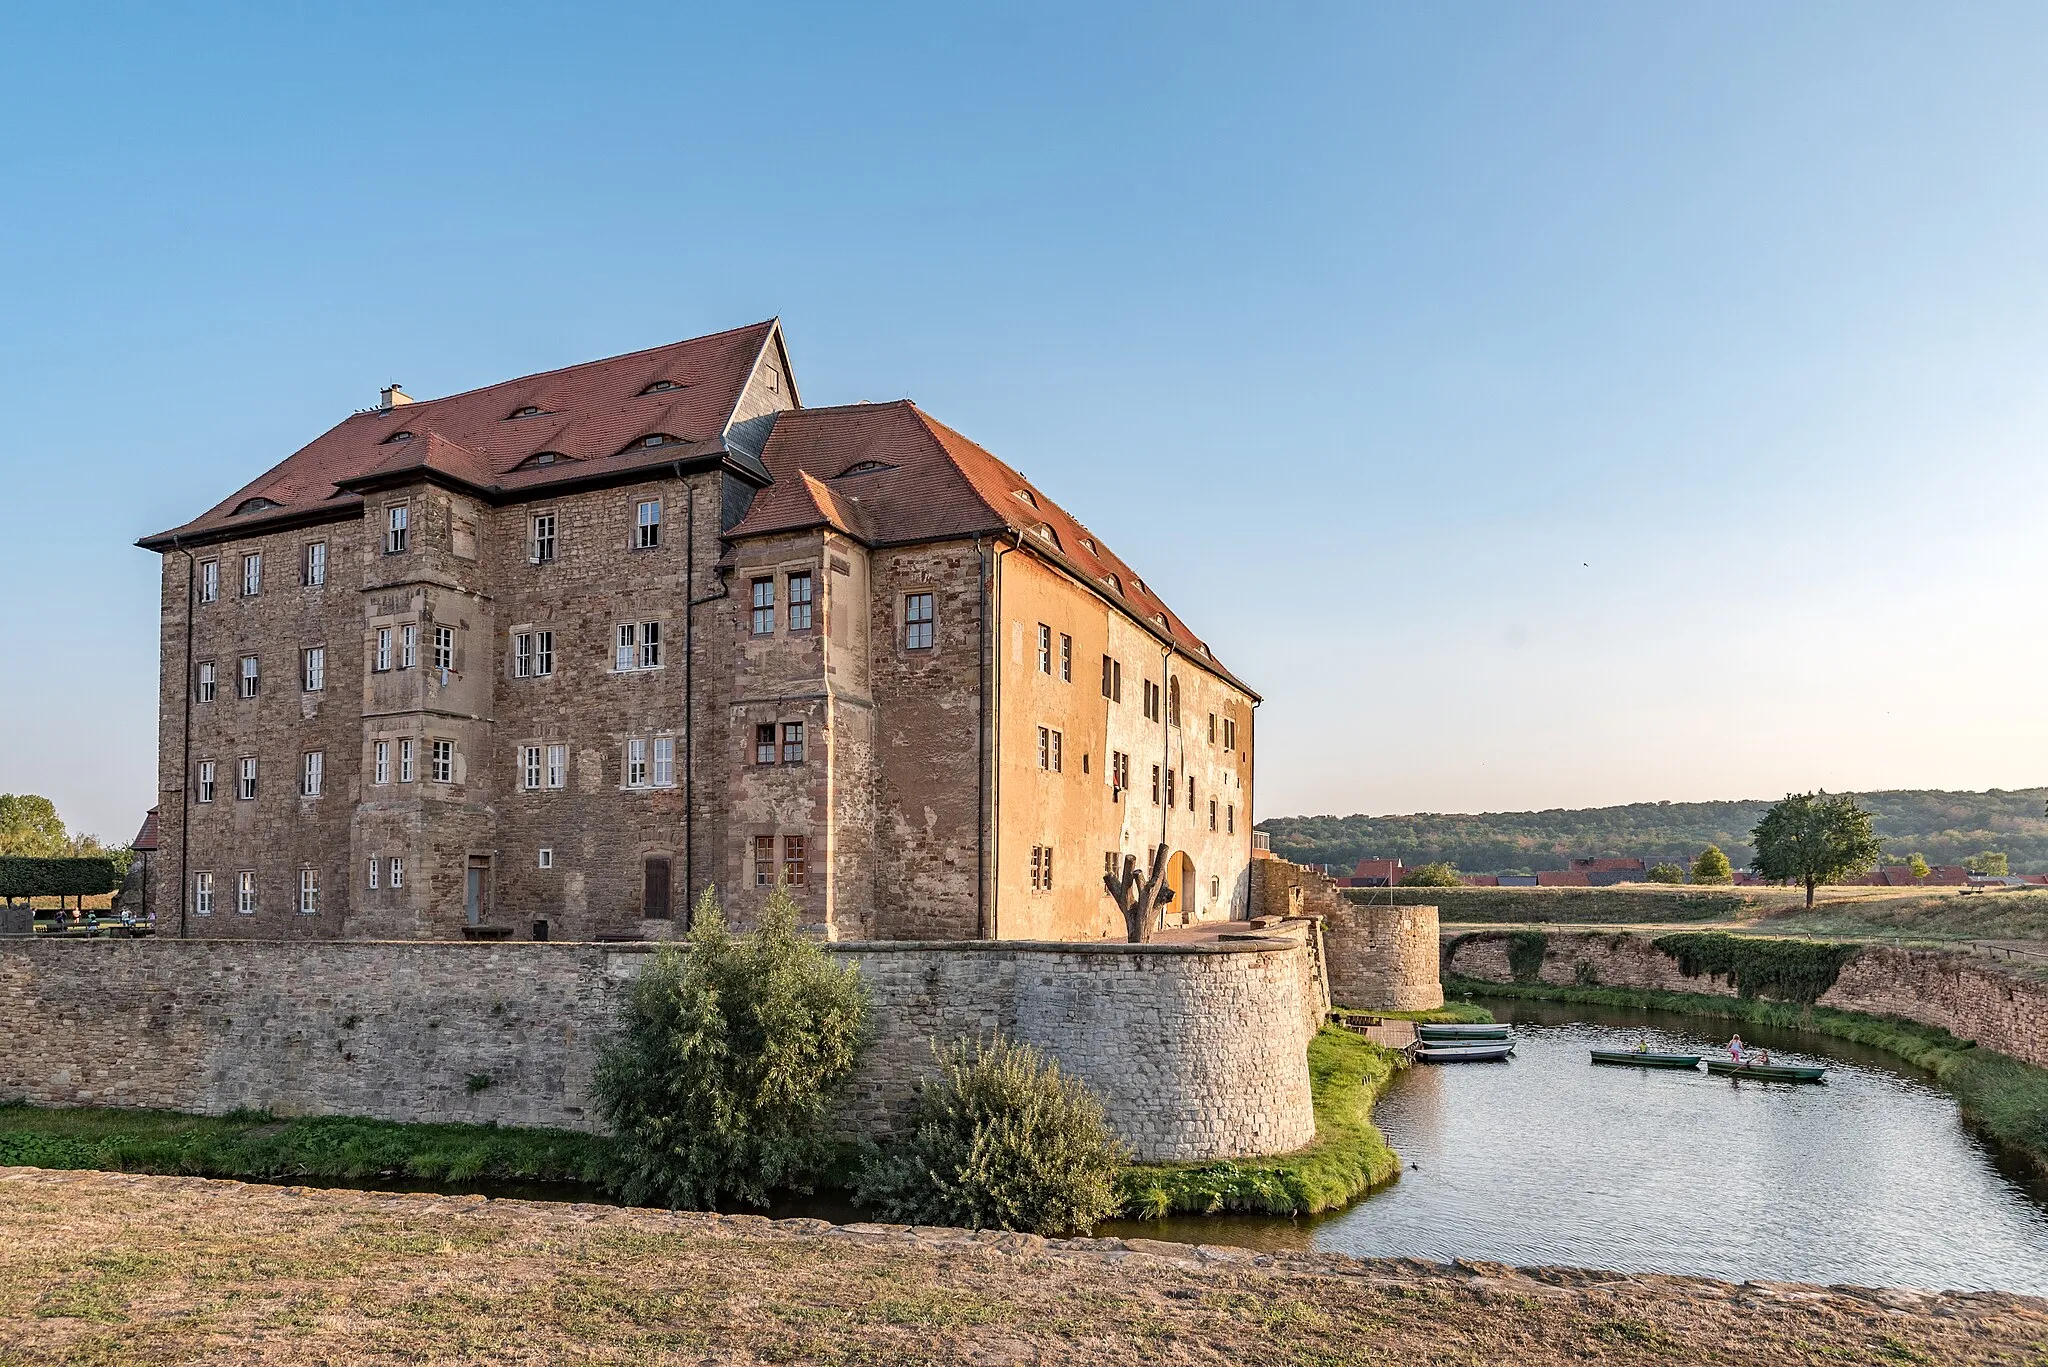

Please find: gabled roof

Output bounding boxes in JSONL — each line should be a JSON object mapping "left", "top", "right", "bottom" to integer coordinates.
{"left": 735, "top": 401, "right": 1252, "bottom": 694}
{"left": 132, "top": 808, "right": 160, "bottom": 853}
{"left": 141, "top": 320, "right": 786, "bottom": 547}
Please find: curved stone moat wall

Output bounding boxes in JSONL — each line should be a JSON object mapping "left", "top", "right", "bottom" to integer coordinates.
{"left": 1326, "top": 901, "right": 1443, "bottom": 1011}
{"left": 0, "top": 937, "right": 1316, "bottom": 1162}
{"left": 1444, "top": 931, "right": 2048, "bottom": 1069}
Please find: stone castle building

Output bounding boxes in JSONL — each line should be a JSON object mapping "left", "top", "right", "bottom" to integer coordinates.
{"left": 142, "top": 320, "right": 1257, "bottom": 942}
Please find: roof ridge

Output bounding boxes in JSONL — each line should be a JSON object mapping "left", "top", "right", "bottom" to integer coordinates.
{"left": 345, "top": 319, "right": 780, "bottom": 416}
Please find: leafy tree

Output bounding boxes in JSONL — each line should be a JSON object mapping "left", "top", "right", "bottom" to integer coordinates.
{"left": 1750, "top": 792, "right": 1884, "bottom": 910}
{"left": 0, "top": 795, "right": 69, "bottom": 858}
{"left": 855, "top": 1035, "right": 1127, "bottom": 1236}
{"left": 1964, "top": 851, "right": 2009, "bottom": 876}
{"left": 1691, "top": 845, "right": 1733, "bottom": 884}
{"left": 591, "top": 884, "right": 869, "bottom": 1210}
{"left": 1398, "top": 862, "right": 1461, "bottom": 888}
{"left": 1646, "top": 863, "right": 1686, "bottom": 884}
{"left": 1907, "top": 853, "right": 1930, "bottom": 879}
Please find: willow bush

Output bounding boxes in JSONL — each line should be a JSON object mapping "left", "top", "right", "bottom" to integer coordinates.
{"left": 591, "top": 885, "right": 869, "bottom": 1210}
{"left": 855, "top": 1035, "right": 1127, "bottom": 1236}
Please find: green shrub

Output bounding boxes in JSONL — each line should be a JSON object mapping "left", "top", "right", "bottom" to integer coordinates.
{"left": 1651, "top": 931, "right": 1861, "bottom": 1005}
{"left": 591, "top": 885, "right": 869, "bottom": 1211}
{"left": 1506, "top": 930, "right": 1548, "bottom": 983}
{"left": 0, "top": 856, "right": 119, "bottom": 900}
{"left": 1398, "top": 862, "right": 1462, "bottom": 888}
{"left": 1646, "top": 863, "right": 1686, "bottom": 884}
{"left": 1691, "top": 845, "right": 1734, "bottom": 884}
{"left": 855, "top": 1035, "right": 1127, "bottom": 1236}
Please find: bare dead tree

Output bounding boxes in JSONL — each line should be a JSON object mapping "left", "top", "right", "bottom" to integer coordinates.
{"left": 1103, "top": 844, "right": 1176, "bottom": 944}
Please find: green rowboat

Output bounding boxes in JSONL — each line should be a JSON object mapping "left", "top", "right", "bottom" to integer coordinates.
{"left": 1417, "top": 1024, "right": 1511, "bottom": 1042}
{"left": 1415, "top": 1041, "right": 1516, "bottom": 1062}
{"left": 1590, "top": 1049, "right": 1701, "bottom": 1070}
{"left": 1703, "top": 1058, "right": 1827, "bottom": 1082}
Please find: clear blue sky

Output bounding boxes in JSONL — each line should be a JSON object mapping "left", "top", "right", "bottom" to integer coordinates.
{"left": 5, "top": 3, "right": 2047, "bottom": 843}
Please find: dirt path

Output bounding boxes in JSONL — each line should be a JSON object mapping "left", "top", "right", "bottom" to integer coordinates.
{"left": 0, "top": 1169, "right": 2041, "bottom": 1364}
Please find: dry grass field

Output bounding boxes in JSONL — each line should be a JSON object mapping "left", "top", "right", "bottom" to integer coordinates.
{"left": 0, "top": 1168, "right": 2041, "bottom": 1365}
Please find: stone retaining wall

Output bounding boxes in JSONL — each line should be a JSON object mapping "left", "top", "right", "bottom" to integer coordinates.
{"left": 1249, "top": 858, "right": 1441, "bottom": 1010}
{"left": 0, "top": 936, "right": 1317, "bottom": 1162}
{"left": 1445, "top": 931, "right": 2048, "bottom": 1068}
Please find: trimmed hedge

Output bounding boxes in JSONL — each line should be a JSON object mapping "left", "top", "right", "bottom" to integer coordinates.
{"left": 1650, "top": 931, "right": 1862, "bottom": 1005}
{"left": 0, "top": 856, "right": 121, "bottom": 900}
{"left": 1345, "top": 886, "right": 1752, "bottom": 924}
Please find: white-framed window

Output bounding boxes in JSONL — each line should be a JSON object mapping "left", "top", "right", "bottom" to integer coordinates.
{"left": 238, "top": 655, "right": 259, "bottom": 698}
{"left": 635, "top": 499, "right": 661, "bottom": 549}
{"left": 531, "top": 512, "right": 557, "bottom": 564}
{"left": 627, "top": 738, "right": 648, "bottom": 787}
{"left": 781, "top": 722, "right": 804, "bottom": 764}
{"left": 400, "top": 623, "right": 417, "bottom": 669}
{"left": 398, "top": 738, "right": 414, "bottom": 783}
{"left": 196, "top": 759, "right": 216, "bottom": 803}
{"left": 303, "top": 540, "right": 326, "bottom": 587}
{"left": 1060, "top": 633, "right": 1072, "bottom": 682}
{"left": 193, "top": 871, "right": 213, "bottom": 915}
{"left": 1151, "top": 764, "right": 1161, "bottom": 805}
{"left": 433, "top": 626, "right": 454, "bottom": 673}
{"left": 198, "top": 560, "right": 218, "bottom": 604}
{"left": 386, "top": 503, "right": 409, "bottom": 554}
{"left": 1110, "top": 750, "right": 1131, "bottom": 796}
{"left": 787, "top": 572, "right": 813, "bottom": 631}
{"left": 241, "top": 552, "right": 262, "bottom": 597}
{"left": 373, "top": 740, "right": 390, "bottom": 785}
{"left": 236, "top": 870, "right": 256, "bottom": 915}
{"left": 197, "top": 661, "right": 216, "bottom": 703}
{"left": 298, "top": 868, "right": 319, "bottom": 915}
{"left": 1030, "top": 844, "right": 1055, "bottom": 892}
{"left": 522, "top": 745, "right": 542, "bottom": 790}
{"left": 367, "top": 857, "right": 379, "bottom": 890}
{"left": 1143, "top": 679, "right": 1161, "bottom": 722}
{"left": 615, "top": 622, "right": 661, "bottom": 670}
{"left": 754, "top": 723, "right": 776, "bottom": 765}
{"left": 1037, "top": 726, "right": 1061, "bottom": 772}
{"left": 1223, "top": 717, "right": 1237, "bottom": 751}
{"left": 389, "top": 856, "right": 405, "bottom": 888}
{"left": 1037, "top": 624, "right": 1052, "bottom": 674}
{"left": 535, "top": 630, "right": 553, "bottom": 676}
{"left": 753, "top": 834, "right": 775, "bottom": 888}
{"left": 904, "top": 593, "right": 934, "bottom": 649}
{"left": 750, "top": 579, "right": 774, "bottom": 635}
{"left": 301, "top": 750, "right": 324, "bottom": 797}
{"left": 653, "top": 736, "right": 675, "bottom": 787}
{"left": 431, "top": 739, "right": 453, "bottom": 784}
{"left": 238, "top": 757, "right": 258, "bottom": 800}
{"left": 514, "top": 633, "right": 533, "bottom": 678}
{"left": 374, "top": 627, "right": 392, "bottom": 672}
{"left": 546, "top": 743, "right": 567, "bottom": 790}
{"left": 538, "top": 848, "right": 554, "bottom": 870}
{"left": 302, "top": 645, "right": 325, "bottom": 692}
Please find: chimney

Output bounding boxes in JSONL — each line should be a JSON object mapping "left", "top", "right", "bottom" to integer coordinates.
{"left": 379, "top": 384, "right": 414, "bottom": 410}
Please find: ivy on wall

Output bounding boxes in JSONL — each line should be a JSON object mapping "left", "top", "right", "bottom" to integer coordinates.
{"left": 1505, "top": 931, "right": 1549, "bottom": 984}
{"left": 1650, "top": 932, "right": 1862, "bottom": 1006}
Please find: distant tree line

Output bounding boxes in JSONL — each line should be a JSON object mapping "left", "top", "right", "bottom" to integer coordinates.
{"left": 1259, "top": 787, "right": 2048, "bottom": 875}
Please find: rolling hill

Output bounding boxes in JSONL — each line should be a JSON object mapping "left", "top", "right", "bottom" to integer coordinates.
{"left": 1258, "top": 788, "right": 2048, "bottom": 875}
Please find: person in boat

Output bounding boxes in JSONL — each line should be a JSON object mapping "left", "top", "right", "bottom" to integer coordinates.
{"left": 1634, "top": 1035, "right": 1650, "bottom": 1053}
{"left": 1728, "top": 1033, "right": 1745, "bottom": 1065}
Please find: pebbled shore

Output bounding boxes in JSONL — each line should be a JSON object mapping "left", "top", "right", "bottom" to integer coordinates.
{"left": 0, "top": 1168, "right": 2042, "bottom": 1365}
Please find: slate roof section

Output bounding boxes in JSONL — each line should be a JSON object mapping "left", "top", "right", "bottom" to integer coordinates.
{"left": 141, "top": 320, "right": 784, "bottom": 547}
{"left": 736, "top": 402, "right": 1251, "bottom": 693}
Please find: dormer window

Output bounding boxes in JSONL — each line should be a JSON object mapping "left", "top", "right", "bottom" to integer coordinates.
{"left": 1103, "top": 574, "right": 1123, "bottom": 596}
{"left": 1034, "top": 524, "right": 1060, "bottom": 550}
{"left": 518, "top": 451, "right": 571, "bottom": 470}
{"left": 385, "top": 430, "right": 414, "bottom": 443}
{"left": 1080, "top": 537, "right": 1097, "bottom": 555}
{"left": 509, "top": 405, "right": 545, "bottom": 419}
{"left": 640, "top": 435, "right": 668, "bottom": 449}
{"left": 1013, "top": 489, "right": 1037, "bottom": 508}
{"left": 231, "top": 497, "right": 282, "bottom": 516}
{"left": 640, "top": 379, "right": 680, "bottom": 394}
{"left": 836, "top": 460, "right": 893, "bottom": 477}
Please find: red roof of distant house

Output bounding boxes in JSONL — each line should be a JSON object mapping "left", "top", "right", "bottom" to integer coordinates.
{"left": 140, "top": 321, "right": 788, "bottom": 547}
{"left": 132, "top": 808, "right": 159, "bottom": 852}
{"left": 1461, "top": 874, "right": 1500, "bottom": 887}
{"left": 1569, "top": 857, "right": 1647, "bottom": 874}
{"left": 1537, "top": 870, "right": 1592, "bottom": 887}
{"left": 1351, "top": 859, "right": 1406, "bottom": 881}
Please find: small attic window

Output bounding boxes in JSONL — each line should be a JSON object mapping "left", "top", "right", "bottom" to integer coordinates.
{"left": 508, "top": 405, "right": 545, "bottom": 419}
{"left": 1080, "top": 537, "right": 1097, "bottom": 555}
{"left": 640, "top": 380, "right": 681, "bottom": 395}
{"left": 1034, "top": 523, "right": 1061, "bottom": 550}
{"left": 385, "top": 430, "right": 415, "bottom": 443}
{"left": 1103, "top": 574, "right": 1123, "bottom": 596}
{"left": 231, "top": 497, "right": 282, "bottom": 516}
{"left": 1012, "top": 489, "right": 1037, "bottom": 508}
{"left": 517, "top": 451, "right": 572, "bottom": 471}
{"left": 836, "top": 460, "right": 894, "bottom": 477}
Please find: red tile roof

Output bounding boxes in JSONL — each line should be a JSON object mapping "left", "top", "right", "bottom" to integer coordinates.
{"left": 142, "top": 320, "right": 783, "bottom": 546}
{"left": 1536, "top": 870, "right": 1592, "bottom": 887}
{"left": 736, "top": 402, "right": 1251, "bottom": 693}
{"left": 132, "top": 808, "right": 159, "bottom": 852}
{"left": 1351, "top": 859, "right": 1406, "bottom": 881}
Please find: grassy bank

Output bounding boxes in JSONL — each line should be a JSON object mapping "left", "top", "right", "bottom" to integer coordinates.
{"left": 0, "top": 1101, "right": 612, "bottom": 1189}
{"left": 1447, "top": 976, "right": 2048, "bottom": 1172}
{"left": 1117, "top": 1026, "right": 1408, "bottom": 1218}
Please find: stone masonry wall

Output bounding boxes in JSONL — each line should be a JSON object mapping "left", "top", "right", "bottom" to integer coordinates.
{"left": 1445, "top": 931, "right": 2048, "bottom": 1069}
{"left": 1248, "top": 859, "right": 1441, "bottom": 1011}
{"left": 0, "top": 936, "right": 1316, "bottom": 1162}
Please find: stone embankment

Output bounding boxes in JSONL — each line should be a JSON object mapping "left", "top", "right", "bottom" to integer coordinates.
{"left": 0, "top": 935, "right": 1317, "bottom": 1162}
{"left": 4, "top": 1168, "right": 2041, "bottom": 1365}
{"left": 1446, "top": 931, "right": 2048, "bottom": 1068}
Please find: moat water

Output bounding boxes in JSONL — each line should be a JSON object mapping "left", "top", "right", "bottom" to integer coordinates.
{"left": 1105, "top": 998, "right": 2048, "bottom": 1295}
